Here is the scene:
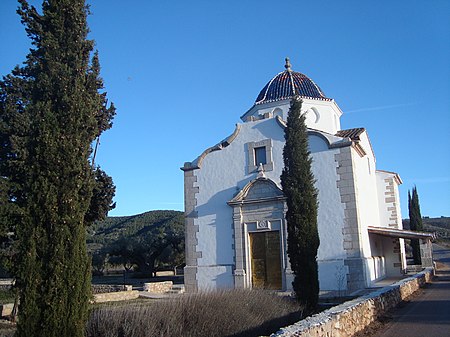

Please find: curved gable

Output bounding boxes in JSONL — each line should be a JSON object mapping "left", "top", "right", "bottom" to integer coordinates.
{"left": 182, "top": 124, "right": 242, "bottom": 171}
{"left": 228, "top": 178, "right": 284, "bottom": 205}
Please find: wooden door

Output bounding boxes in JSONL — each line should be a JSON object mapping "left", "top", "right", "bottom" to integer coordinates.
{"left": 249, "top": 231, "right": 282, "bottom": 289}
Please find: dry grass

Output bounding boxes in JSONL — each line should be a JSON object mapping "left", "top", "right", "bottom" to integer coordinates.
{"left": 86, "top": 289, "right": 302, "bottom": 337}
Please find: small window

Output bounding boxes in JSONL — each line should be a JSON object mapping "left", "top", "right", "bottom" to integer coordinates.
{"left": 273, "top": 108, "right": 283, "bottom": 118}
{"left": 247, "top": 139, "right": 273, "bottom": 173}
{"left": 254, "top": 147, "right": 267, "bottom": 166}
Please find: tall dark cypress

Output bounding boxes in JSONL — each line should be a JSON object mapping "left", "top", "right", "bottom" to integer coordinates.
{"left": 408, "top": 186, "right": 423, "bottom": 265}
{"left": 0, "top": 1, "right": 115, "bottom": 336}
{"left": 280, "top": 96, "right": 320, "bottom": 314}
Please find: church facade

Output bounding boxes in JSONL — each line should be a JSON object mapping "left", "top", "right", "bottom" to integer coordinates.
{"left": 182, "top": 59, "right": 416, "bottom": 293}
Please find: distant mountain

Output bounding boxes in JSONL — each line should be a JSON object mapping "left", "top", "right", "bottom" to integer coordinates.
{"left": 402, "top": 216, "right": 450, "bottom": 240}
{"left": 87, "top": 210, "right": 184, "bottom": 252}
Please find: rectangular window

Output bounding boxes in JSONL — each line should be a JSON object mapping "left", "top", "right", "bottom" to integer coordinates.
{"left": 254, "top": 146, "right": 267, "bottom": 166}
{"left": 247, "top": 139, "right": 273, "bottom": 173}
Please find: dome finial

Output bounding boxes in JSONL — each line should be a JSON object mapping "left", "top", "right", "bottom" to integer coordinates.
{"left": 285, "top": 57, "right": 292, "bottom": 71}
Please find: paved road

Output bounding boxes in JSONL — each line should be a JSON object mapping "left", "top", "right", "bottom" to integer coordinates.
{"left": 373, "top": 244, "right": 450, "bottom": 337}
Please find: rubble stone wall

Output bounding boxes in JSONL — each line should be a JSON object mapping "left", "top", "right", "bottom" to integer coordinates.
{"left": 91, "top": 284, "right": 133, "bottom": 294}
{"left": 143, "top": 281, "right": 173, "bottom": 293}
{"left": 272, "top": 268, "right": 433, "bottom": 337}
{"left": 93, "top": 290, "right": 139, "bottom": 303}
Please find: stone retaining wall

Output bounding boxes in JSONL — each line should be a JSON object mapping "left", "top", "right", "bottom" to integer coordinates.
{"left": 272, "top": 268, "right": 433, "bottom": 337}
{"left": 143, "top": 281, "right": 173, "bottom": 293}
{"left": 91, "top": 284, "right": 133, "bottom": 294}
{"left": 93, "top": 290, "right": 139, "bottom": 303}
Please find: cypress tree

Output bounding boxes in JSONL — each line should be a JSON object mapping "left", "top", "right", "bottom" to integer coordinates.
{"left": 408, "top": 186, "right": 423, "bottom": 265}
{"left": 0, "top": 1, "right": 115, "bottom": 336}
{"left": 280, "top": 96, "right": 320, "bottom": 314}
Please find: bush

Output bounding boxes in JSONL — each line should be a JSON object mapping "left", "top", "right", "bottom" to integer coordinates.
{"left": 86, "top": 289, "right": 302, "bottom": 337}
{"left": 0, "top": 289, "right": 15, "bottom": 305}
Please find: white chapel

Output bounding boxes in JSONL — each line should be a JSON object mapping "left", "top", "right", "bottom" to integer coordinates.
{"left": 182, "top": 59, "right": 433, "bottom": 293}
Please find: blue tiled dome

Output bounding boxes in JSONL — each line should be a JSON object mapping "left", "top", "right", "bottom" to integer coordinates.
{"left": 255, "top": 59, "right": 331, "bottom": 105}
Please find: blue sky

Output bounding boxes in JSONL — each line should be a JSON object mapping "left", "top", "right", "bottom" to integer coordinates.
{"left": 1, "top": 1, "right": 449, "bottom": 218}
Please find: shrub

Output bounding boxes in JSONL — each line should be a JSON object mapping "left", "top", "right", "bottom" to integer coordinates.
{"left": 0, "top": 289, "right": 15, "bottom": 305}
{"left": 86, "top": 289, "right": 302, "bottom": 337}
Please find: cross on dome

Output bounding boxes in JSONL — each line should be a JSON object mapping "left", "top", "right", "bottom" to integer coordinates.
{"left": 285, "top": 57, "right": 292, "bottom": 71}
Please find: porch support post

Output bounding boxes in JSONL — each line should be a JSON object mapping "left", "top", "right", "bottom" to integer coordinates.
{"left": 420, "top": 239, "right": 433, "bottom": 268}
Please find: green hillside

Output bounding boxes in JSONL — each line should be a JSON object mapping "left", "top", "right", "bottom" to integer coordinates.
{"left": 87, "top": 210, "right": 183, "bottom": 248}
{"left": 403, "top": 216, "right": 450, "bottom": 240}
{"left": 87, "top": 210, "right": 185, "bottom": 275}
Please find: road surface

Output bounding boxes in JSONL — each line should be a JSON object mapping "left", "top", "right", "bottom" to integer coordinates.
{"left": 372, "top": 244, "right": 450, "bottom": 337}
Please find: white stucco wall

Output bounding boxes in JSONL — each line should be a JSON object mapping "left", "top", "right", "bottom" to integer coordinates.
{"left": 309, "top": 135, "right": 346, "bottom": 262}
{"left": 193, "top": 117, "right": 286, "bottom": 289}
{"left": 301, "top": 99, "right": 342, "bottom": 134}
{"left": 196, "top": 265, "right": 234, "bottom": 290}
{"left": 351, "top": 132, "right": 380, "bottom": 258}
{"left": 243, "top": 98, "right": 342, "bottom": 135}
{"left": 369, "top": 234, "right": 384, "bottom": 256}
{"left": 309, "top": 135, "right": 348, "bottom": 291}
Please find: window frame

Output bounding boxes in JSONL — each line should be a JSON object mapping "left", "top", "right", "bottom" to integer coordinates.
{"left": 247, "top": 139, "right": 273, "bottom": 173}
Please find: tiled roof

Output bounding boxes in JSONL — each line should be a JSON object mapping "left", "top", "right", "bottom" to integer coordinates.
{"left": 255, "top": 69, "right": 331, "bottom": 105}
{"left": 335, "top": 128, "right": 366, "bottom": 140}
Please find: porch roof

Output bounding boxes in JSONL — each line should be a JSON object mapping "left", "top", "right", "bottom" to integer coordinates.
{"left": 368, "top": 226, "right": 435, "bottom": 240}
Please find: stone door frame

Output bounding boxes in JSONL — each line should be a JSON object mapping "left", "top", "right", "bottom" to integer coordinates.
{"left": 228, "top": 177, "right": 291, "bottom": 290}
{"left": 247, "top": 223, "right": 284, "bottom": 290}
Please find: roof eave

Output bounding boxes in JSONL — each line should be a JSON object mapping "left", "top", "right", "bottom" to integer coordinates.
{"left": 368, "top": 226, "right": 435, "bottom": 240}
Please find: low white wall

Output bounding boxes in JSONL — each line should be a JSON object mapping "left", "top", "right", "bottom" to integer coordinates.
{"left": 272, "top": 268, "right": 433, "bottom": 337}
